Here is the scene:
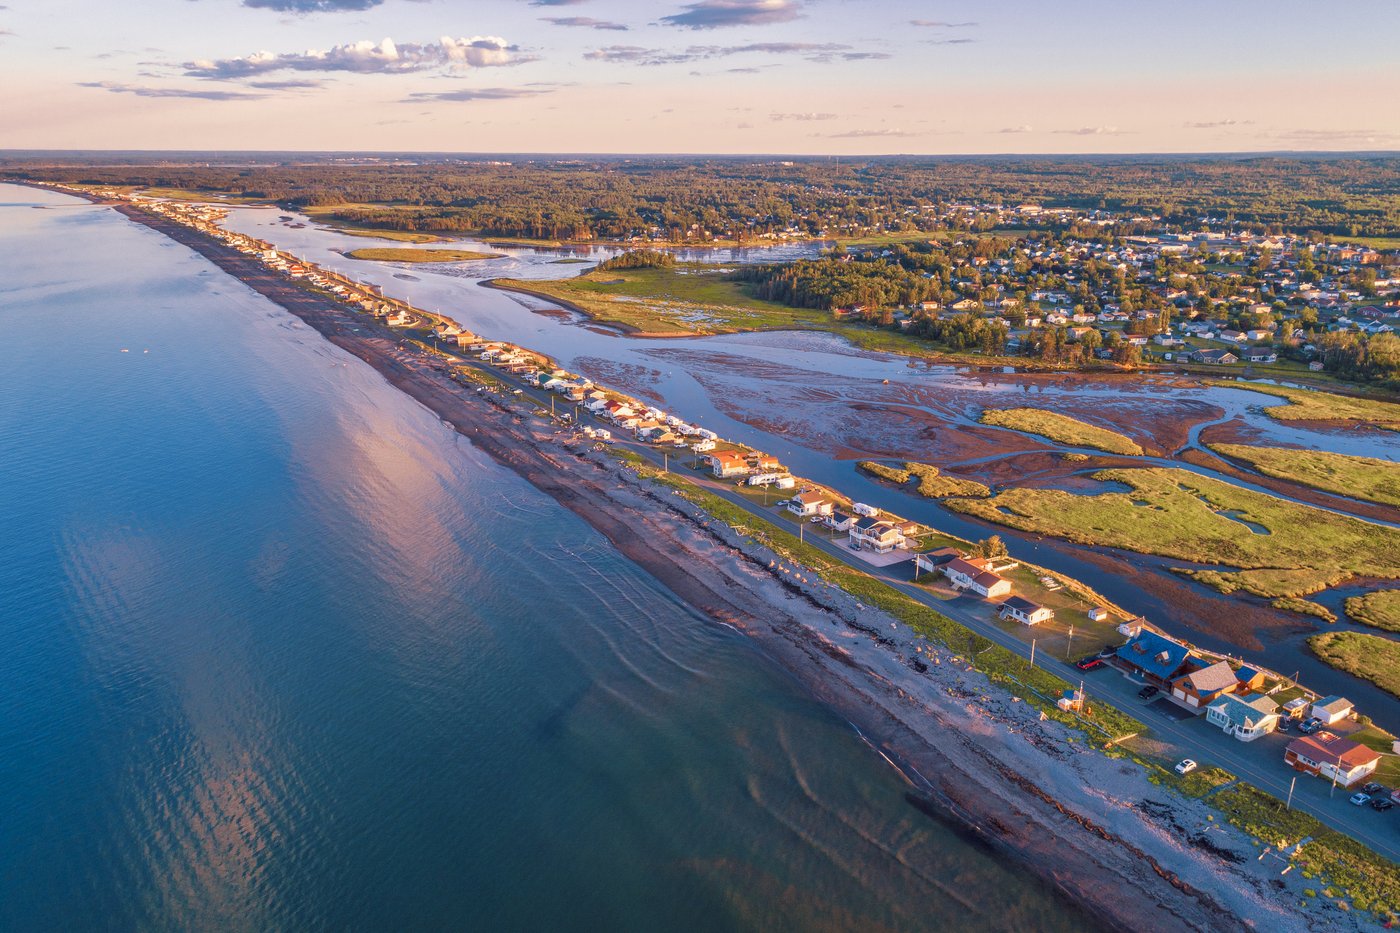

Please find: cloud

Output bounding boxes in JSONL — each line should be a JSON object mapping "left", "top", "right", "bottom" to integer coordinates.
{"left": 584, "top": 40, "right": 848, "bottom": 65}
{"left": 770, "top": 111, "right": 837, "bottom": 121}
{"left": 184, "top": 36, "right": 522, "bottom": 79}
{"left": 661, "top": 0, "right": 801, "bottom": 30}
{"left": 241, "top": 0, "right": 382, "bottom": 10}
{"left": 78, "top": 81, "right": 265, "bottom": 100}
{"left": 248, "top": 78, "right": 323, "bottom": 89}
{"left": 910, "top": 19, "right": 976, "bottom": 27}
{"left": 1183, "top": 119, "right": 1254, "bottom": 129}
{"left": 1052, "top": 126, "right": 1132, "bottom": 136}
{"left": 405, "top": 86, "right": 552, "bottom": 102}
{"left": 815, "top": 128, "right": 920, "bottom": 139}
{"left": 543, "top": 16, "right": 628, "bottom": 30}
{"left": 1272, "top": 128, "right": 1398, "bottom": 144}
{"left": 924, "top": 38, "right": 975, "bottom": 45}
{"left": 997, "top": 124, "right": 1033, "bottom": 134}
{"left": 530, "top": 0, "right": 589, "bottom": 4}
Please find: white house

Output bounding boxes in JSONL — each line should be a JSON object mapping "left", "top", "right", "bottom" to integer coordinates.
{"left": 848, "top": 516, "right": 906, "bottom": 553}
{"left": 941, "top": 557, "right": 1012, "bottom": 598}
{"left": 787, "top": 490, "right": 834, "bottom": 518}
{"left": 1206, "top": 693, "right": 1281, "bottom": 742}
{"left": 1310, "top": 696, "right": 1354, "bottom": 725}
{"left": 998, "top": 596, "right": 1054, "bottom": 626}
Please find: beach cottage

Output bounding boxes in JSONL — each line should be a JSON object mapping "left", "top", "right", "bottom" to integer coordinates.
{"left": 1206, "top": 693, "right": 1281, "bottom": 742}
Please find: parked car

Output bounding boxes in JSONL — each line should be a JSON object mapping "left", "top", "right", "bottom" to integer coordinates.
{"left": 1360, "top": 782, "right": 1387, "bottom": 796}
{"left": 1298, "top": 718, "right": 1324, "bottom": 735}
{"left": 1175, "top": 759, "right": 1197, "bottom": 775}
{"left": 1138, "top": 685, "right": 1159, "bottom": 699}
{"left": 1371, "top": 797, "right": 1395, "bottom": 812}
{"left": 1075, "top": 656, "right": 1104, "bottom": 671}
{"left": 1097, "top": 645, "right": 1118, "bottom": 659}
{"left": 1349, "top": 792, "right": 1371, "bottom": 806}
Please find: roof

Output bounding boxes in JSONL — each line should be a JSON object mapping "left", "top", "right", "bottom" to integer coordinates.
{"left": 1176, "top": 660, "right": 1239, "bottom": 695}
{"left": 1312, "top": 696, "right": 1353, "bottom": 716}
{"left": 1286, "top": 732, "right": 1381, "bottom": 770}
{"left": 793, "top": 490, "right": 827, "bottom": 505}
{"left": 1000, "top": 595, "right": 1043, "bottom": 613}
{"left": 944, "top": 556, "right": 992, "bottom": 577}
{"left": 1235, "top": 666, "right": 1262, "bottom": 683}
{"left": 1116, "top": 630, "right": 1194, "bottom": 681}
{"left": 972, "top": 571, "right": 1006, "bottom": 588}
{"left": 1208, "top": 692, "right": 1279, "bottom": 728}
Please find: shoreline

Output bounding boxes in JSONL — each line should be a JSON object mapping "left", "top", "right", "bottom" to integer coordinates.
{"left": 81, "top": 190, "right": 1379, "bottom": 931}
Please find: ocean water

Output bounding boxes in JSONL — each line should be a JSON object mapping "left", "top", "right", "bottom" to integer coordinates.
{"left": 0, "top": 186, "right": 1088, "bottom": 930}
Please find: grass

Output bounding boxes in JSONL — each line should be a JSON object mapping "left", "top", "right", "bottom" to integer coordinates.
{"left": 300, "top": 205, "right": 442, "bottom": 243}
{"left": 1343, "top": 590, "right": 1400, "bottom": 633}
{"left": 1206, "top": 380, "right": 1400, "bottom": 430}
{"left": 347, "top": 247, "right": 504, "bottom": 263}
{"left": 905, "top": 462, "right": 991, "bottom": 498}
{"left": 946, "top": 467, "right": 1400, "bottom": 597}
{"left": 1271, "top": 597, "right": 1337, "bottom": 623}
{"left": 857, "top": 461, "right": 911, "bottom": 484}
{"left": 1210, "top": 443, "right": 1400, "bottom": 507}
{"left": 1309, "top": 631, "right": 1400, "bottom": 699}
{"left": 491, "top": 265, "right": 831, "bottom": 336}
{"left": 979, "top": 408, "right": 1145, "bottom": 456}
{"left": 1174, "top": 765, "right": 1237, "bottom": 798}
{"left": 1211, "top": 783, "right": 1400, "bottom": 919}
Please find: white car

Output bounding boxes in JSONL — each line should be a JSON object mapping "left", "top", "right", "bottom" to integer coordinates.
{"left": 1175, "top": 759, "right": 1197, "bottom": 775}
{"left": 1349, "top": 792, "right": 1371, "bottom": 806}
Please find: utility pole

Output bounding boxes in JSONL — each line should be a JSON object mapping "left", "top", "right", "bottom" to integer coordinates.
{"left": 1029, "top": 638, "right": 1036, "bottom": 670}
{"left": 663, "top": 452, "right": 668, "bottom": 473}
{"left": 799, "top": 522, "right": 804, "bottom": 543}
{"left": 1286, "top": 776, "right": 1297, "bottom": 811}
{"left": 1065, "top": 624, "right": 1075, "bottom": 660}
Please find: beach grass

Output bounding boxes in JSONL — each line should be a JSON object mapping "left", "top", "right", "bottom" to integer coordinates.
{"left": 946, "top": 467, "right": 1400, "bottom": 597}
{"left": 858, "top": 461, "right": 912, "bottom": 484}
{"left": 979, "top": 407, "right": 1145, "bottom": 455}
{"left": 1271, "top": 597, "right": 1337, "bottom": 623}
{"left": 1343, "top": 589, "right": 1400, "bottom": 633}
{"left": 492, "top": 265, "right": 830, "bottom": 336}
{"left": 906, "top": 462, "right": 991, "bottom": 498}
{"left": 1210, "top": 443, "right": 1400, "bottom": 507}
{"left": 1309, "top": 631, "right": 1400, "bottom": 699}
{"left": 1206, "top": 380, "right": 1400, "bottom": 430}
{"left": 347, "top": 247, "right": 504, "bottom": 263}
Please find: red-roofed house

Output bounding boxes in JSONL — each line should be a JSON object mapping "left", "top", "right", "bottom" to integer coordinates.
{"left": 1284, "top": 732, "right": 1381, "bottom": 788}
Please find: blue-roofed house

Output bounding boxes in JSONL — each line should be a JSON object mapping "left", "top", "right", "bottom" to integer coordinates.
{"left": 1115, "top": 630, "right": 1195, "bottom": 685}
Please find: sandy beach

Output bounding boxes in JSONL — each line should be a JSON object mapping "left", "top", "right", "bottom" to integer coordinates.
{"left": 104, "top": 196, "right": 1379, "bottom": 932}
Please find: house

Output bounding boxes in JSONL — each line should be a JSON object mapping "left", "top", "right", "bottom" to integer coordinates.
{"left": 1187, "top": 348, "right": 1239, "bottom": 365}
{"left": 750, "top": 454, "right": 783, "bottom": 472}
{"left": 1170, "top": 660, "right": 1240, "bottom": 709}
{"left": 1115, "top": 630, "right": 1195, "bottom": 685}
{"left": 1087, "top": 607, "right": 1110, "bottom": 622}
{"left": 941, "top": 556, "right": 1012, "bottom": 598}
{"left": 1206, "top": 693, "right": 1280, "bottom": 742}
{"left": 1241, "top": 349, "right": 1278, "bottom": 364}
{"left": 999, "top": 596, "right": 1054, "bottom": 626}
{"left": 824, "top": 510, "right": 855, "bottom": 532}
{"left": 913, "top": 547, "right": 961, "bottom": 577}
{"left": 1310, "top": 696, "right": 1354, "bottom": 725}
{"left": 787, "top": 490, "right": 834, "bottom": 518}
{"left": 708, "top": 450, "right": 750, "bottom": 478}
{"left": 848, "top": 516, "right": 906, "bottom": 553}
{"left": 1284, "top": 732, "right": 1381, "bottom": 787}
{"left": 1234, "top": 666, "right": 1266, "bottom": 692}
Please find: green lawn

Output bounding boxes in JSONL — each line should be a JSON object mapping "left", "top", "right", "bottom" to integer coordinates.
{"left": 1210, "top": 443, "right": 1400, "bottom": 508}
{"left": 347, "top": 247, "right": 504, "bottom": 263}
{"left": 1206, "top": 380, "right": 1400, "bottom": 430}
{"left": 979, "top": 408, "right": 1145, "bottom": 455}
{"left": 946, "top": 467, "right": 1400, "bottom": 597}
{"left": 1309, "top": 631, "right": 1400, "bottom": 699}
{"left": 1344, "top": 590, "right": 1400, "bottom": 633}
{"left": 491, "top": 265, "right": 831, "bottom": 336}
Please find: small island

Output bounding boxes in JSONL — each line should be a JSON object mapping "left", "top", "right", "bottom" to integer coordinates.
{"left": 346, "top": 247, "right": 505, "bottom": 263}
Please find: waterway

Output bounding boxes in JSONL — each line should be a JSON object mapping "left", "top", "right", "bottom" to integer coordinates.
{"left": 0, "top": 187, "right": 1106, "bottom": 928}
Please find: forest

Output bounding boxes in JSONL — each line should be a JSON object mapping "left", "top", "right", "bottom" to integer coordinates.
{"left": 4, "top": 154, "right": 1399, "bottom": 240}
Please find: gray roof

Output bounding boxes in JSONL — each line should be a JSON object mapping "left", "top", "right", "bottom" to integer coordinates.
{"left": 1180, "top": 660, "right": 1239, "bottom": 694}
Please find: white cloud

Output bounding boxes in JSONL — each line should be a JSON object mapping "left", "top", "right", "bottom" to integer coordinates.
{"left": 184, "top": 36, "right": 523, "bottom": 79}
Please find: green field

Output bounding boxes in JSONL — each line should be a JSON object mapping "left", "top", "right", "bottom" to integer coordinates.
{"left": 946, "top": 467, "right": 1400, "bottom": 597}
{"left": 1207, "top": 380, "right": 1400, "bottom": 430}
{"left": 1210, "top": 443, "right": 1400, "bottom": 507}
{"left": 491, "top": 265, "right": 830, "bottom": 336}
{"left": 858, "top": 461, "right": 991, "bottom": 498}
{"left": 979, "top": 408, "right": 1144, "bottom": 455}
{"left": 1309, "top": 631, "right": 1400, "bottom": 699}
{"left": 347, "top": 247, "right": 504, "bottom": 263}
{"left": 1344, "top": 589, "right": 1400, "bottom": 633}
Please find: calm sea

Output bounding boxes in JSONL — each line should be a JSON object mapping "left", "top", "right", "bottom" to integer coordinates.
{"left": 0, "top": 186, "right": 1088, "bottom": 931}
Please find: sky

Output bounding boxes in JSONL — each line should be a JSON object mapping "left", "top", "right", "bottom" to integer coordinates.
{"left": 2, "top": 0, "right": 1398, "bottom": 154}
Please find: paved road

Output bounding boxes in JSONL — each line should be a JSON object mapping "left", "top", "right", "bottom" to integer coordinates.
{"left": 435, "top": 345, "right": 1400, "bottom": 863}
